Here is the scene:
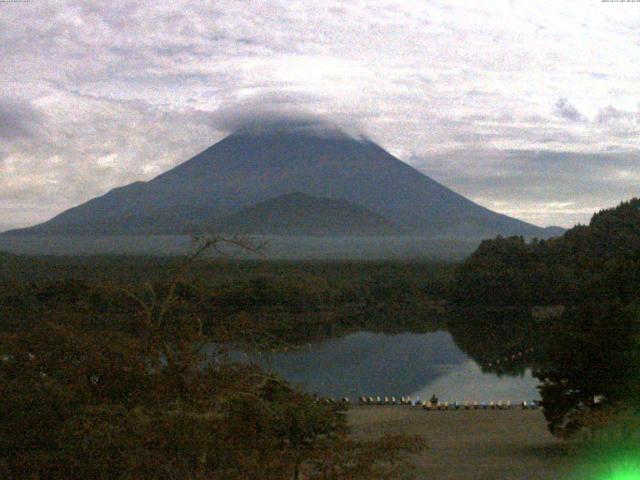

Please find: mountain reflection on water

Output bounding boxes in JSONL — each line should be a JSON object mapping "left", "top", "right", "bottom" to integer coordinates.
{"left": 205, "top": 331, "right": 540, "bottom": 402}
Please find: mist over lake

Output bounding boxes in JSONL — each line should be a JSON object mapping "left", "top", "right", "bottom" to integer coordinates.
{"left": 0, "top": 234, "right": 479, "bottom": 260}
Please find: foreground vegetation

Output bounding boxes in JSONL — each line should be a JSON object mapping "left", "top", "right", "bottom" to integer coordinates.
{"left": 0, "top": 241, "right": 428, "bottom": 479}
{"left": 0, "top": 318, "right": 425, "bottom": 479}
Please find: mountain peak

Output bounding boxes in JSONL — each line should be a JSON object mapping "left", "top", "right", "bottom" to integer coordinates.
{"left": 4, "top": 125, "right": 555, "bottom": 239}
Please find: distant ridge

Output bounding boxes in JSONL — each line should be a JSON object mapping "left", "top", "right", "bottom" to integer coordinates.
{"left": 541, "top": 226, "right": 566, "bottom": 237}
{"left": 206, "top": 192, "right": 400, "bottom": 236}
{"left": 5, "top": 124, "right": 562, "bottom": 239}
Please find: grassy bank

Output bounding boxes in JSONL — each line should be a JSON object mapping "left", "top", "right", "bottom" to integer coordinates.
{"left": 348, "top": 406, "right": 570, "bottom": 480}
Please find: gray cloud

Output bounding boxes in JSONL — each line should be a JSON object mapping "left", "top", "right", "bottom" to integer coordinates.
{"left": 554, "top": 98, "right": 586, "bottom": 123}
{"left": 596, "top": 105, "right": 640, "bottom": 125}
{"left": 593, "top": 105, "right": 640, "bottom": 141}
{"left": 411, "top": 149, "right": 640, "bottom": 227}
{"left": 0, "top": 98, "right": 43, "bottom": 141}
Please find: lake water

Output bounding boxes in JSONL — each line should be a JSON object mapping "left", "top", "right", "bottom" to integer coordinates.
{"left": 206, "top": 331, "right": 540, "bottom": 403}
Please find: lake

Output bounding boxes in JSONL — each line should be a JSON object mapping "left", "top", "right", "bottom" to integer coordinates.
{"left": 205, "top": 331, "right": 540, "bottom": 403}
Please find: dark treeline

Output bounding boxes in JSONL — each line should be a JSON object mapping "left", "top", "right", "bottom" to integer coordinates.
{"left": 449, "top": 198, "right": 640, "bottom": 441}
{"left": 0, "top": 255, "right": 451, "bottom": 344}
{"left": 450, "top": 199, "right": 640, "bottom": 307}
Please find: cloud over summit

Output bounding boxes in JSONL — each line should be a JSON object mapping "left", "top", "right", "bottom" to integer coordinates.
{"left": 208, "top": 93, "right": 368, "bottom": 140}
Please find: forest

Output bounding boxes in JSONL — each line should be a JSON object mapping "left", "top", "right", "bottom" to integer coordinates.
{"left": 450, "top": 199, "right": 640, "bottom": 440}
{"left": 0, "top": 253, "right": 450, "bottom": 343}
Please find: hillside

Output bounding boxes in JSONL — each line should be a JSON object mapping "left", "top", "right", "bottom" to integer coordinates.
{"left": 207, "top": 192, "right": 400, "bottom": 236}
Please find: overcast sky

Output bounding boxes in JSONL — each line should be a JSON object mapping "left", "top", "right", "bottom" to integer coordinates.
{"left": 1, "top": 0, "right": 639, "bottom": 230}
